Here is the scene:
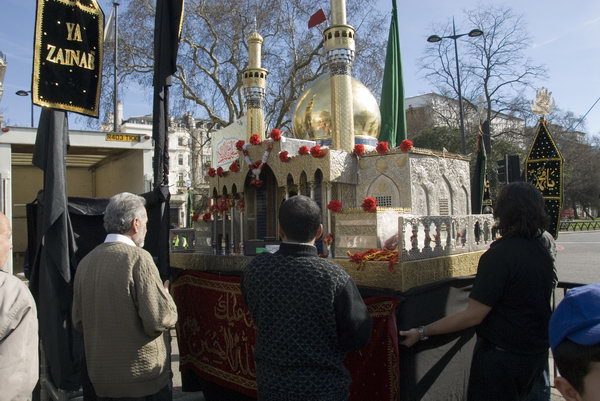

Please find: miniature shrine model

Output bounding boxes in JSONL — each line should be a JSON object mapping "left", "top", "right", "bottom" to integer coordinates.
{"left": 169, "top": 0, "right": 498, "bottom": 399}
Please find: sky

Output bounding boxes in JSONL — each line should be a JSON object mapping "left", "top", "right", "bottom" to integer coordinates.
{"left": 1, "top": 0, "right": 599, "bottom": 137}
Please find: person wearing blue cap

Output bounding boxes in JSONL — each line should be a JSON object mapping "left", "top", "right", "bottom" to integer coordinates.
{"left": 549, "top": 283, "right": 600, "bottom": 401}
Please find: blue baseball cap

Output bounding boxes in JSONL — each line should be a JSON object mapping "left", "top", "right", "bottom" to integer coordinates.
{"left": 549, "top": 283, "right": 600, "bottom": 351}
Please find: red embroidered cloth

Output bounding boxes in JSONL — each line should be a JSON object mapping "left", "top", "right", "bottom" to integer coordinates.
{"left": 172, "top": 271, "right": 399, "bottom": 400}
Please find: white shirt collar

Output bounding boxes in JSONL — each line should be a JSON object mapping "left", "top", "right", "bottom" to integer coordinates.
{"left": 105, "top": 233, "right": 137, "bottom": 247}
{"left": 281, "top": 240, "right": 316, "bottom": 247}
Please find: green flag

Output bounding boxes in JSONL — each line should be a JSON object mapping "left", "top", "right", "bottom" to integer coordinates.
{"left": 378, "top": 0, "right": 407, "bottom": 147}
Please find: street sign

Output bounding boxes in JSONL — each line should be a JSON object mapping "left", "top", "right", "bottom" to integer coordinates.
{"left": 105, "top": 133, "right": 140, "bottom": 142}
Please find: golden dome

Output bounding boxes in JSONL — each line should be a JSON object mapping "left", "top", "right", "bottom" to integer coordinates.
{"left": 292, "top": 74, "right": 381, "bottom": 145}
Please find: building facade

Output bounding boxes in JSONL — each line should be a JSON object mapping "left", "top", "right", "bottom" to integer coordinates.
{"left": 117, "top": 114, "right": 217, "bottom": 227}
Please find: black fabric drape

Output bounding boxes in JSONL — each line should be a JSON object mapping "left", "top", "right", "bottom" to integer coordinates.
{"left": 152, "top": 0, "right": 184, "bottom": 279}
{"left": 29, "top": 108, "right": 82, "bottom": 390}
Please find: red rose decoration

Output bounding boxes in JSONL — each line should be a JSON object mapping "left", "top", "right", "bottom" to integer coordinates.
{"left": 202, "top": 212, "right": 211, "bottom": 222}
{"left": 236, "top": 199, "right": 245, "bottom": 212}
{"left": 249, "top": 133, "right": 261, "bottom": 145}
{"left": 323, "top": 233, "right": 334, "bottom": 245}
{"left": 279, "top": 151, "right": 290, "bottom": 162}
{"left": 250, "top": 179, "right": 264, "bottom": 188}
{"left": 327, "top": 200, "right": 343, "bottom": 213}
{"left": 235, "top": 140, "right": 245, "bottom": 151}
{"left": 310, "top": 145, "right": 327, "bottom": 158}
{"left": 400, "top": 139, "right": 414, "bottom": 152}
{"left": 191, "top": 212, "right": 200, "bottom": 222}
{"left": 376, "top": 141, "right": 389, "bottom": 155}
{"left": 298, "top": 145, "right": 310, "bottom": 155}
{"left": 208, "top": 167, "right": 216, "bottom": 177}
{"left": 254, "top": 160, "right": 263, "bottom": 169}
{"left": 216, "top": 196, "right": 230, "bottom": 212}
{"left": 270, "top": 128, "right": 282, "bottom": 141}
{"left": 353, "top": 144, "right": 365, "bottom": 156}
{"left": 216, "top": 167, "right": 224, "bottom": 177}
{"left": 229, "top": 161, "right": 240, "bottom": 173}
{"left": 361, "top": 197, "right": 377, "bottom": 212}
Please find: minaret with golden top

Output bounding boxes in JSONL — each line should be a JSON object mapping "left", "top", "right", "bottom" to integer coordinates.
{"left": 323, "top": 0, "right": 355, "bottom": 151}
{"left": 242, "top": 31, "right": 268, "bottom": 140}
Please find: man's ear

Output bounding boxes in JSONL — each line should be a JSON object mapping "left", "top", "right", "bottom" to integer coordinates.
{"left": 315, "top": 224, "right": 323, "bottom": 241}
{"left": 555, "top": 376, "right": 582, "bottom": 401}
{"left": 131, "top": 218, "right": 140, "bottom": 234}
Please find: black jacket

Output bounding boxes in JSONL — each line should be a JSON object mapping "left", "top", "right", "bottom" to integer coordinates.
{"left": 241, "top": 243, "right": 372, "bottom": 400}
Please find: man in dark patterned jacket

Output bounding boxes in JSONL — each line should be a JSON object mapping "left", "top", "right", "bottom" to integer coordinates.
{"left": 242, "top": 195, "right": 372, "bottom": 401}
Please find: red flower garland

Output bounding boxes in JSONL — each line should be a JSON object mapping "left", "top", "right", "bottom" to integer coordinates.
{"left": 191, "top": 212, "right": 200, "bottom": 222}
{"left": 247, "top": 160, "right": 262, "bottom": 170}
{"left": 327, "top": 200, "right": 343, "bottom": 213}
{"left": 279, "top": 151, "right": 290, "bottom": 162}
{"left": 235, "top": 140, "right": 245, "bottom": 151}
{"left": 270, "top": 128, "right": 282, "bottom": 141}
{"left": 202, "top": 212, "right": 211, "bottom": 222}
{"left": 229, "top": 161, "right": 240, "bottom": 173}
{"left": 298, "top": 145, "right": 310, "bottom": 155}
{"left": 207, "top": 167, "right": 216, "bottom": 177}
{"left": 361, "top": 197, "right": 377, "bottom": 212}
{"left": 376, "top": 141, "right": 389, "bottom": 155}
{"left": 353, "top": 144, "right": 365, "bottom": 156}
{"left": 250, "top": 179, "right": 264, "bottom": 188}
{"left": 216, "top": 167, "right": 224, "bottom": 177}
{"left": 347, "top": 249, "right": 399, "bottom": 272}
{"left": 249, "top": 133, "right": 261, "bottom": 145}
{"left": 400, "top": 139, "right": 414, "bottom": 152}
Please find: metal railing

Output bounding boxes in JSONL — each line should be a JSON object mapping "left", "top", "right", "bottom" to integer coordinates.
{"left": 559, "top": 220, "right": 600, "bottom": 231}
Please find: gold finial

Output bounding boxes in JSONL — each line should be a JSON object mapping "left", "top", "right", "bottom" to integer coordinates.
{"left": 531, "top": 87, "right": 555, "bottom": 118}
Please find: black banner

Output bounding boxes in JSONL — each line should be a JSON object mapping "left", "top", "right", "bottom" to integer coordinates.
{"left": 33, "top": 0, "right": 103, "bottom": 117}
{"left": 525, "top": 119, "right": 564, "bottom": 238}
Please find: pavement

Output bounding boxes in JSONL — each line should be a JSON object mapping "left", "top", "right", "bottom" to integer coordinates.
{"left": 171, "top": 330, "right": 205, "bottom": 401}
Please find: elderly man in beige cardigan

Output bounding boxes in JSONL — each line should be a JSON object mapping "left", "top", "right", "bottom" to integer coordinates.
{"left": 0, "top": 212, "right": 38, "bottom": 401}
{"left": 73, "top": 193, "right": 177, "bottom": 401}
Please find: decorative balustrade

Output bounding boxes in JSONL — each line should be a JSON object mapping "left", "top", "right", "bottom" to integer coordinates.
{"left": 398, "top": 215, "right": 498, "bottom": 261}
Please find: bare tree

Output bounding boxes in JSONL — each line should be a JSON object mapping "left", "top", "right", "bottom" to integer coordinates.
{"left": 420, "top": 5, "right": 546, "bottom": 141}
{"left": 98, "top": 0, "right": 386, "bottom": 133}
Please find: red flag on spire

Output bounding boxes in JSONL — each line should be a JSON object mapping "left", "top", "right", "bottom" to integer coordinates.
{"left": 308, "top": 9, "right": 326, "bottom": 28}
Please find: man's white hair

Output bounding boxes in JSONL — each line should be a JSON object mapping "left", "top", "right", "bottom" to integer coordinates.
{"left": 103, "top": 193, "right": 146, "bottom": 234}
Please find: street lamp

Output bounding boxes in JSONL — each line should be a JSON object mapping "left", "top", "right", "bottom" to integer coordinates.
{"left": 427, "top": 19, "right": 483, "bottom": 154}
{"left": 15, "top": 89, "right": 34, "bottom": 128}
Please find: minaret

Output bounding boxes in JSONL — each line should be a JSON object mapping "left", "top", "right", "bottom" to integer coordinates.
{"left": 324, "top": 0, "right": 355, "bottom": 151}
{"left": 242, "top": 31, "right": 268, "bottom": 140}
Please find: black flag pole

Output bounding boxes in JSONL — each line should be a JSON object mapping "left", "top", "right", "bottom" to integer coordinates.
{"left": 113, "top": 1, "right": 119, "bottom": 133}
{"left": 151, "top": 0, "right": 184, "bottom": 280}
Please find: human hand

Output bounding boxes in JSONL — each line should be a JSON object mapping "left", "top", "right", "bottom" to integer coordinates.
{"left": 398, "top": 328, "right": 420, "bottom": 347}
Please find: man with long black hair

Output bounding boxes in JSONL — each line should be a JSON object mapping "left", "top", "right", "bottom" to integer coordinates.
{"left": 400, "top": 182, "right": 556, "bottom": 401}
{"left": 242, "top": 195, "right": 372, "bottom": 401}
